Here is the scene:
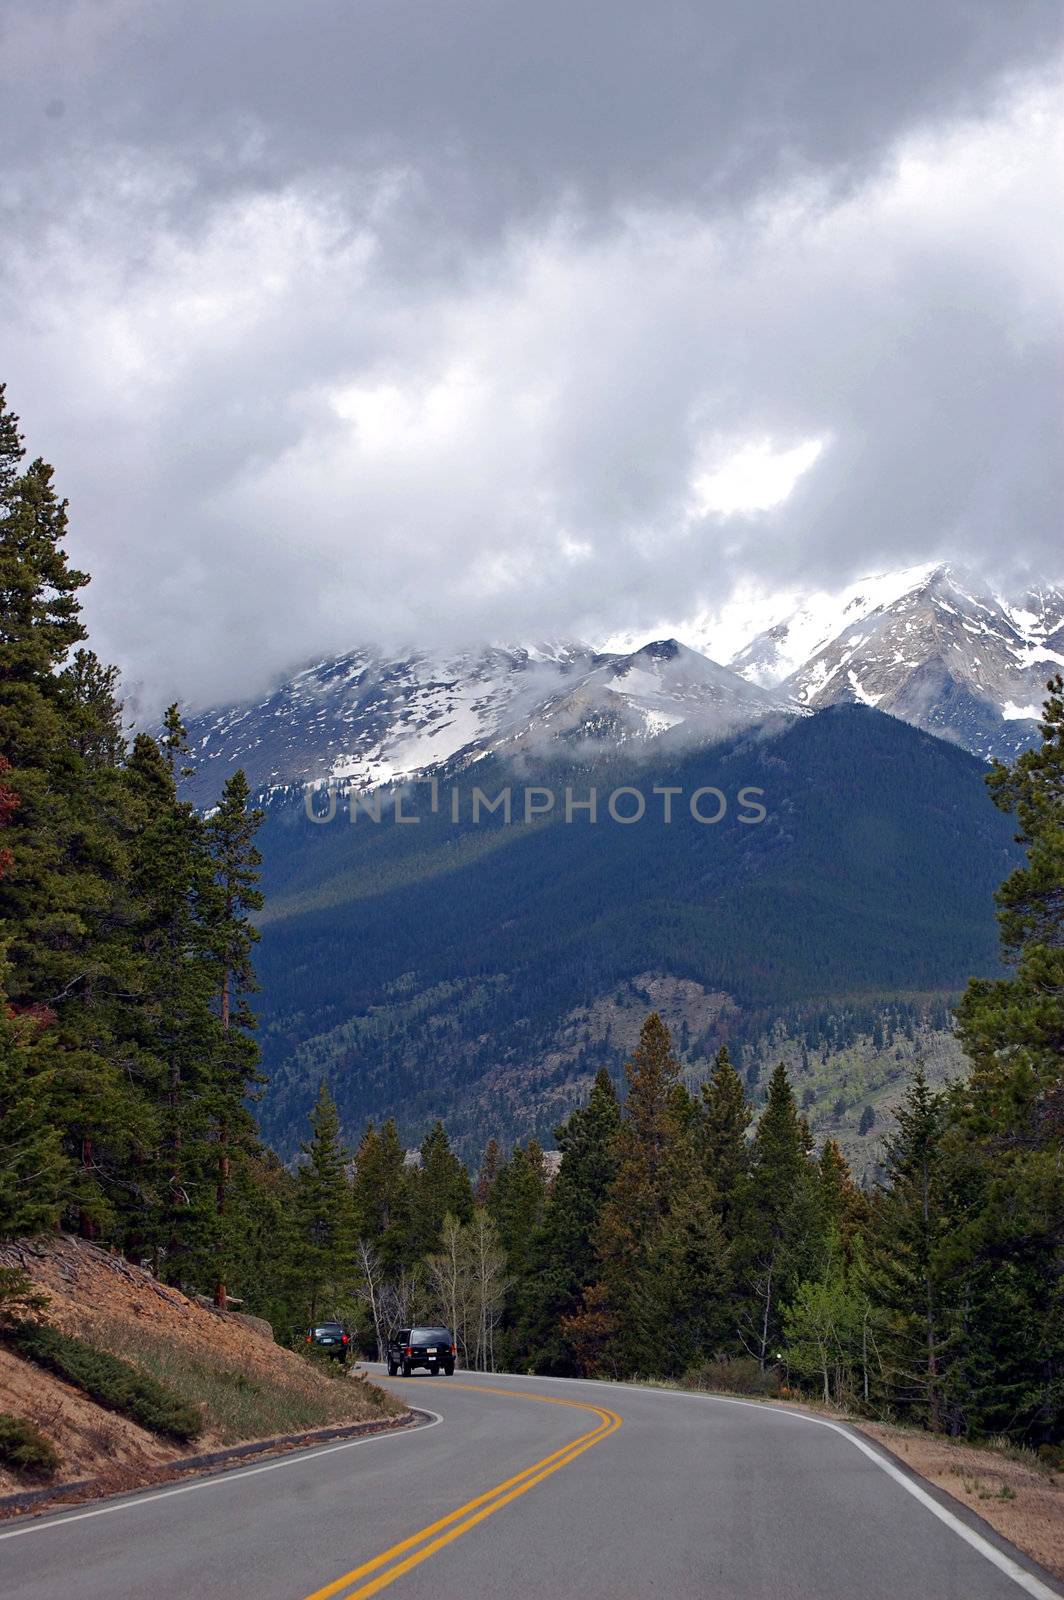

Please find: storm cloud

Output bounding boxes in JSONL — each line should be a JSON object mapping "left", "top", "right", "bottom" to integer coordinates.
{"left": 1, "top": 1, "right": 1061, "bottom": 712}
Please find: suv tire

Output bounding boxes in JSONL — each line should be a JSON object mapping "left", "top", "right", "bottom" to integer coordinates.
{"left": 387, "top": 1359, "right": 398, "bottom": 1377}
{"left": 444, "top": 1362, "right": 455, "bottom": 1376}
{"left": 402, "top": 1360, "right": 412, "bottom": 1377}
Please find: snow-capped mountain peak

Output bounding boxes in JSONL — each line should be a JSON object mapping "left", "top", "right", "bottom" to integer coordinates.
{"left": 775, "top": 564, "right": 1064, "bottom": 760}
{"left": 180, "top": 636, "right": 797, "bottom": 806}
{"left": 726, "top": 562, "right": 942, "bottom": 688}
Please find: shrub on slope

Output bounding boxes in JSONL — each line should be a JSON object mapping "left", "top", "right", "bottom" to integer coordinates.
{"left": 4, "top": 1321, "right": 201, "bottom": 1441}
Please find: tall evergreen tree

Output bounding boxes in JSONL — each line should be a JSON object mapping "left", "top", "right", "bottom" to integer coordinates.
{"left": 700, "top": 1045, "right": 751, "bottom": 1231}
{"left": 591, "top": 1014, "right": 698, "bottom": 1374}
{"left": 817, "top": 1137, "right": 869, "bottom": 1258}
{"left": 63, "top": 650, "right": 126, "bottom": 768}
{"left": 410, "top": 1121, "right": 474, "bottom": 1256}
{"left": 488, "top": 1139, "right": 551, "bottom": 1369}
{"left": 944, "top": 680, "right": 1064, "bottom": 1439}
{"left": 652, "top": 1176, "right": 731, "bottom": 1375}
{"left": 205, "top": 769, "right": 264, "bottom": 1308}
{"left": 737, "top": 1062, "right": 818, "bottom": 1367}
{"left": 0, "top": 387, "right": 150, "bottom": 1236}
{"left": 0, "top": 760, "right": 66, "bottom": 1237}
{"left": 519, "top": 1068, "right": 621, "bottom": 1372}
{"left": 351, "top": 1117, "right": 413, "bottom": 1273}
{"left": 225, "top": 1148, "right": 298, "bottom": 1332}
{"left": 866, "top": 1069, "right": 949, "bottom": 1429}
{"left": 0, "top": 983, "right": 65, "bottom": 1238}
{"left": 489, "top": 1140, "right": 549, "bottom": 1281}
{"left": 475, "top": 1137, "right": 501, "bottom": 1205}
{"left": 293, "top": 1083, "right": 350, "bottom": 1325}
{"left": 123, "top": 731, "right": 219, "bottom": 1277}
{"left": 956, "top": 673, "right": 1064, "bottom": 1140}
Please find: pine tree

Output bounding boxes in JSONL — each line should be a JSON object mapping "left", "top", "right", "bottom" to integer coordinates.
{"left": 943, "top": 683, "right": 1064, "bottom": 1440}
{"left": 475, "top": 1137, "right": 501, "bottom": 1205}
{"left": 955, "top": 673, "right": 1064, "bottom": 1142}
{"left": 0, "top": 388, "right": 152, "bottom": 1237}
{"left": 817, "top": 1138, "right": 869, "bottom": 1257}
{"left": 700, "top": 1045, "right": 751, "bottom": 1231}
{"left": 652, "top": 1178, "right": 731, "bottom": 1375}
{"left": 736, "top": 1062, "right": 819, "bottom": 1367}
{"left": 63, "top": 650, "right": 126, "bottom": 768}
{"left": 204, "top": 769, "right": 264, "bottom": 1309}
{"left": 0, "top": 754, "right": 66, "bottom": 1236}
{"left": 123, "top": 731, "right": 219, "bottom": 1278}
{"left": 410, "top": 1121, "right": 474, "bottom": 1255}
{"left": 866, "top": 1069, "right": 949, "bottom": 1429}
{"left": 488, "top": 1141, "right": 549, "bottom": 1280}
{"left": 293, "top": 1084, "right": 350, "bottom": 1325}
{"left": 225, "top": 1148, "right": 298, "bottom": 1334}
{"left": 518, "top": 1068, "right": 621, "bottom": 1372}
{"left": 0, "top": 417, "right": 90, "bottom": 964}
{"left": 0, "top": 989, "right": 65, "bottom": 1238}
{"left": 591, "top": 1013, "right": 698, "bottom": 1374}
{"left": 351, "top": 1118, "right": 413, "bottom": 1273}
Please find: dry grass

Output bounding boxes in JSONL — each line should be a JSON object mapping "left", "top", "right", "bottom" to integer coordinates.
{"left": 90, "top": 1315, "right": 394, "bottom": 1446}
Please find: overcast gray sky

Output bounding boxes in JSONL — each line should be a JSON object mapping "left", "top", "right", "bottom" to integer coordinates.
{"left": 2, "top": 1, "right": 1062, "bottom": 712}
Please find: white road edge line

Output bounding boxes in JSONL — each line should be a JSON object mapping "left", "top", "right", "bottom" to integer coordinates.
{"left": 697, "top": 1392, "right": 1062, "bottom": 1600}
{"left": 437, "top": 1369, "right": 1060, "bottom": 1600}
{"left": 0, "top": 1408, "right": 443, "bottom": 1543}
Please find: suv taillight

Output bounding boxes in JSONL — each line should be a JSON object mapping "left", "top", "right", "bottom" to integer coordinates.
{"left": 341, "top": 1334, "right": 349, "bottom": 1344}
{"left": 405, "top": 1345, "right": 413, "bottom": 1356}
{"left": 451, "top": 1344, "right": 456, "bottom": 1356}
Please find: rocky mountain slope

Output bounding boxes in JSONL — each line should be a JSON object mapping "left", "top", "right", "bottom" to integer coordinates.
{"left": 771, "top": 566, "right": 1064, "bottom": 761}
{"left": 724, "top": 562, "right": 943, "bottom": 687}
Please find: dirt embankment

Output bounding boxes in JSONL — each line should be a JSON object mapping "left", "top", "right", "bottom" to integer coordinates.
{"left": 0, "top": 1235, "right": 401, "bottom": 1504}
{"left": 858, "top": 1422, "right": 1064, "bottom": 1583}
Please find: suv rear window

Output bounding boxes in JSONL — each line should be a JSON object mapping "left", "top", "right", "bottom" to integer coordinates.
{"left": 314, "top": 1324, "right": 342, "bottom": 1335}
{"left": 411, "top": 1328, "right": 450, "bottom": 1342}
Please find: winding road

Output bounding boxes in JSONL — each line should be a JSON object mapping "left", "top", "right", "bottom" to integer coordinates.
{"left": 1, "top": 1367, "right": 1059, "bottom": 1599}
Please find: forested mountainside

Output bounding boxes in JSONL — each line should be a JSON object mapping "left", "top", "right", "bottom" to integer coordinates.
{"left": 251, "top": 703, "right": 1020, "bottom": 1157}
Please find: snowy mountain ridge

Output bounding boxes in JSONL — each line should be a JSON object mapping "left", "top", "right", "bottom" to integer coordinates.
{"left": 180, "top": 563, "right": 1063, "bottom": 806}
{"left": 181, "top": 638, "right": 796, "bottom": 807}
{"left": 766, "top": 564, "right": 1064, "bottom": 761}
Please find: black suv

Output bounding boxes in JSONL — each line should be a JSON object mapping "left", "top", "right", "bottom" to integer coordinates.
{"left": 387, "top": 1327, "right": 456, "bottom": 1376}
{"left": 306, "top": 1322, "right": 350, "bottom": 1361}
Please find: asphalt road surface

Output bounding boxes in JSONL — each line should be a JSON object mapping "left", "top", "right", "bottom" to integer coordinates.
{"left": 2, "top": 1367, "right": 1060, "bottom": 1600}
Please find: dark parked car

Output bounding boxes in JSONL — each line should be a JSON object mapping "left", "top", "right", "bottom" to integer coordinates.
{"left": 387, "top": 1326, "right": 456, "bottom": 1376}
{"left": 306, "top": 1321, "right": 350, "bottom": 1360}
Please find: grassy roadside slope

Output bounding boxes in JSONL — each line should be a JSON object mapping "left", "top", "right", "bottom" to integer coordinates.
{"left": 0, "top": 1236, "right": 402, "bottom": 1500}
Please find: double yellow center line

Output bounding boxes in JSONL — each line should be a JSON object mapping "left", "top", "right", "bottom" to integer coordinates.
{"left": 302, "top": 1381, "right": 622, "bottom": 1600}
